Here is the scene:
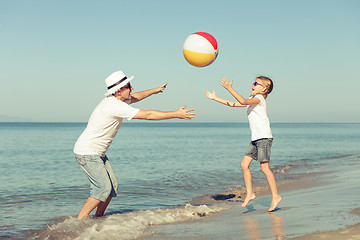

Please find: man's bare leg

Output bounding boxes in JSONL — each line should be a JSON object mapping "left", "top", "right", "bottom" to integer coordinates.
{"left": 77, "top": 197, "right": 101, "bottom": 220}
{"left": 95, "top": 196, "right": 112, "bottom": 217}
{"left": 241, "top": 155, "right": 256, "bottom": 207}
{"left": 260, "top": 162, "right": 282, "bottom": 211}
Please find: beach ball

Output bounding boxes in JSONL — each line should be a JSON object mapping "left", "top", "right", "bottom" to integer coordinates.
{"left": 183, "top": 32, "right": 218, "bottom": 67}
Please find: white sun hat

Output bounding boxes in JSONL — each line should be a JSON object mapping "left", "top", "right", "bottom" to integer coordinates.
{"left": 104, "top": 71, "right": 134, "bottom": 97}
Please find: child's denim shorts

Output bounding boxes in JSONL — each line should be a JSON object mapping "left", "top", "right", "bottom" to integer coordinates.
{"left": 74, "top": 154, "right": 118, "bottom": 202}
{"left": 244, "top": 138, "right": 273, "bottom": 163}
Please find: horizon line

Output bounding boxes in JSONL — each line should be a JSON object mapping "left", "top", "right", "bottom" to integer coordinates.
{"left": 0, "top": 121, "right": 359, "bottom": 124}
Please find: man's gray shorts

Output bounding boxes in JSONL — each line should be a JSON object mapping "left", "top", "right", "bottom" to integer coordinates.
{"left": 75, "top": 154, "right": 118, "bottom": 202}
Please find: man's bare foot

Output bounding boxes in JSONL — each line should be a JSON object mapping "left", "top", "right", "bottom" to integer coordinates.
{"left": 268, "top": 195, "right": 282, "bottom": 212}
{"left": 242, "top": 193, "right": 256, "bottom": 207}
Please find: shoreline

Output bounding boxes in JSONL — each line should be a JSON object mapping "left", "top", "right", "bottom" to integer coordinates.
{"left": 22, "top": 159, "right": 360, "bottom": 240}
{"left": 141, "top": 166, "right": 360, "bottom": 240}
{"left": 293, "top": 208, "right": 360, "bottom": 240}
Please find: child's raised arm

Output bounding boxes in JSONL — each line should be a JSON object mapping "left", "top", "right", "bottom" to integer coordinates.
{"left": 204, "top": 90, "right": 245, "bottom": 107}
{"left": 220, "top": 77, "right": 260, "bottom": 106}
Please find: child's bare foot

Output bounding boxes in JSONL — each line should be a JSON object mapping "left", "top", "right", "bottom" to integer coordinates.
{"left": 242, "top": 193, "right": 256, "bottom": 207}
{"left": 268, "top": 195, "right": 282, "bottom": 212}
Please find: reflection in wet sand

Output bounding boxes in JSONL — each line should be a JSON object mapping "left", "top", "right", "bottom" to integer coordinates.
{"left": 270, "top": 213, "right": 285, "bottom": 240}
{"left": 243, "top": 213, "right": 285, "bottom": 240}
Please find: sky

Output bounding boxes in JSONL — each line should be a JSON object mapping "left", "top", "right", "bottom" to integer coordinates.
{"left": 0, "top": 0, "right": 359, "bottom": 123}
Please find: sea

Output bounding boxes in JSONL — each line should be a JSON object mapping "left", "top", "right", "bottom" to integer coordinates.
{"left": 0, "top": 122, "right": 359, "bottom": 240}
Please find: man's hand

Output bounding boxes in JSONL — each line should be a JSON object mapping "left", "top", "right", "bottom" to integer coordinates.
{"left": 176, "top": 105, "right": 195, "bottom": 120}
{"left": 153, "top": 83, "right": 168, "bottom": 94}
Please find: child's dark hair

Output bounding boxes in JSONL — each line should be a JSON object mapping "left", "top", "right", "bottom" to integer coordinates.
{"left": 257, "top": 76, "right": 273, "bottom": 94}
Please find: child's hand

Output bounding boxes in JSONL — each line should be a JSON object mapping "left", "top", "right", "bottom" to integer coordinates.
{"left": 220, "top": 77, "right": 233, "bottom": 90}
{"left": 204, "top": 90, "right": 216, "bottom": 100}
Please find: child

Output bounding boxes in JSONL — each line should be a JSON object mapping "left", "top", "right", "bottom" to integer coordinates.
{"left": 204, "top": 76, "right": 282, "bottom": 212}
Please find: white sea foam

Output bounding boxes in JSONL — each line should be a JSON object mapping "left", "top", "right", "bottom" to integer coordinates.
{"left": 32, "top": 204, "right": 225, "bottom": 240}
{"left": 272, "top": 165, "right": 292, "bottom": 174}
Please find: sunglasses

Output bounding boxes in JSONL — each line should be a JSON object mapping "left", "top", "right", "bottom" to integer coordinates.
{"left": 122, "top": 83, "right": 132, "bottom": 90}
{"left": 253, "top": 82, "right": 265, "bottom": 87}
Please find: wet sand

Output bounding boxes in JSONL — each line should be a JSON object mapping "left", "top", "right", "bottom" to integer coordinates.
{"left": 292, "top": 208, "right": 360, "bottom": 240}
{"left": 293, "top": 223, "right": 360, "bottom": 240}
{"left": 142, "top": 166, "right": 360, "bottom": 240}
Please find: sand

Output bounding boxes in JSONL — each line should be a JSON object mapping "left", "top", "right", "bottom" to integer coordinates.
{"left": 293, "top": 223, "right": 360, "bottom": 240}
{"left": 141, "top": 166, "right": 360, "bottom": 240}
{"left": 292, "top": 208, "right": 360, "bottom": 240}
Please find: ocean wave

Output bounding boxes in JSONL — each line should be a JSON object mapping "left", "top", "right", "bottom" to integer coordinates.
{"left": 319, "top": 154, "right": 355, "bottom": 160}
{"left": 28, "top": 204, "right": 224, "bottom": 240}
{"left": 272, "top": 165, "right": 292, "bottom": 174}
{"left": 27, "top": 184, "right": 276, "bottom": 240}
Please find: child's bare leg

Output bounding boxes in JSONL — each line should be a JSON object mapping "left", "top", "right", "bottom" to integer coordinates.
{"left": 241, "top": 155, "right": 256, "bottom": 207}
{"left": 260, "top": 162, "right": 282, "bottom": 211}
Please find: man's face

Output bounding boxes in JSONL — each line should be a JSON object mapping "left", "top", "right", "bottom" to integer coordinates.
{"left": 115, "top": 83, "right": 133, "bottom": 101}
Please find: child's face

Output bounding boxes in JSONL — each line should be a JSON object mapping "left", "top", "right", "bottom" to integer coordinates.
{"left": 251, "top": 78, "right": 267, "bottom": 96}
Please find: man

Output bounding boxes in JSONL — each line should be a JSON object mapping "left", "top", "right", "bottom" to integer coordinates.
{"left": 74, "top": 70, "right": 195, "bottom": 220}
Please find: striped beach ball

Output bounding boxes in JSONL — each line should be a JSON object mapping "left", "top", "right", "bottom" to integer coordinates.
{"left": 183, "top": 32, "right": 218, "bottom": 67}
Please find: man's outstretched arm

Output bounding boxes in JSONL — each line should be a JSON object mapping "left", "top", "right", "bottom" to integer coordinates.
{"left": 133, "top": 105, "right": 195, "bottom": 120}
{"left": 130, "top": 83, "right": 167, "bottom": 104}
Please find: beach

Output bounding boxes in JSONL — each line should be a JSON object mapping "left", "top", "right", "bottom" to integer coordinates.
{"left": 26, "top": 153, "right": 360, "bottom": 240}
{"left": 139, "top": 162, "right": 360, "bottom": 240}
{"left": 1, "top": 123, "right": 359, "bottom": 239}
{"left": 294, "top": 223, "right": 360, "bottom": 240}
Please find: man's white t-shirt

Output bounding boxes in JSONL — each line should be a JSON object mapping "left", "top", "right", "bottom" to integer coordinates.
{"left": 74, "top": 96, "right": 140, "bottom": 156}
{"left": 246, "top": 94, "right": 272, "bottom": 141}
